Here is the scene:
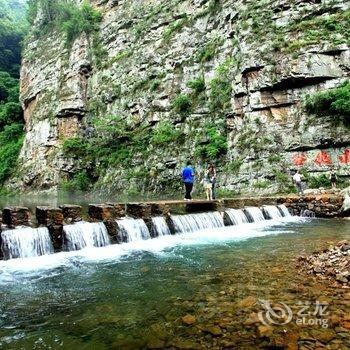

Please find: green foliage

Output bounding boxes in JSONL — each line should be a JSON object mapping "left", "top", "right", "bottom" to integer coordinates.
{"left": 196, "top": 37, "right": 223, "bottom": 63}
{"left": 0, "top": 0, "right": 28, "bottom": 76}
{"left": 60, "top": 171, "right": 92, "bottom": 192}
{"left": 253, "top": 180, "right": 270, "bottom": 189}
{"left": 62, "top": 137, "right": 89, "bottom": 159}
{"left": 0, "top": 123, "right": 24, "bottom": 184}
{"left": 304, "top": 81, "right": 350, "bottom": 127}
{"left": 308, "top": 174, "right": 331, "bottom": 189}
{"left": 268, "top": 154, "right": 282, "bottom": 164}
{"left": 162, "top": 16, "right": 188, "bottom": 43}
{"left": 224, "top": 159, "right": 243, "bottom": 174}
{"left": 150, "top": 79, "right": 161, "bottom": 92}
{"left": 195, "top": 124, "right": 227, "bottom": 160}
{"left": 151, "top": 121, "right": 183, "bottom": 145}
{"left": 209, "top": 59, "right": 233, "bottom": 114}
{"left": 186, "top": 76, "right": 206, "bottom": 94}
{"left": 62, "top": 115, "right": 152, "bottom": 186}
{"left": 172, "top": 94, "right": 192, "bottom": 114}
{"left": 28, "top": 0, "right": 102, "bottom": 45}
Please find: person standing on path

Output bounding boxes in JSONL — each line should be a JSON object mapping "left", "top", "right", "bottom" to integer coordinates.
{"left": 203, "top": 168, "right": 213, "bottom": 201}
{"left": 329, "top": 170, "right": 337, "bottom": 189}
{"left": 182, "top": 161, "right": 195, "bottom": 200}
{"left": 293, "top": 169, "right": 304, "bottom": 195}
{"left": 208, "top": 163, "right": 217, "bottom": 199}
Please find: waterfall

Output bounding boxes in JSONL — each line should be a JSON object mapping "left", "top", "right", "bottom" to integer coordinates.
{"left": 263, "top": 205, "right": 283, "bottom": 220}
{"left": 1, "top": 227, "right": 54, "bottom": 260}
{"left": 63, "top": 222, "right": 110, "bottom": 251}
{"left": 171, "top": 212, "right": 224, "bottom": 234}
{"left": 151, "top": 216, "right": 171, "bottom": 237}
{"left": 278, "top": 205, "right": 291, "bottom": 217}
{"left": 244, "top": 207, "right": 265, "bottom": 222}
{"left": 225, "top": 209, "right": 249, "bottom": 225}
{"left": 117, "top": 218, "right": 151, "bottom": 242}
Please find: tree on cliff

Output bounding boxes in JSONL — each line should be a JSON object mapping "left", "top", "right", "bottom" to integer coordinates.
{"left": 0, "top": 0, "right": 27, "bottom": 187}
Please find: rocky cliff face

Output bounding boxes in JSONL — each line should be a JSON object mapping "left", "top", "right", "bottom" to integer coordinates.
{"left": 14, "top": 0, "right": 350, "bottom": 196}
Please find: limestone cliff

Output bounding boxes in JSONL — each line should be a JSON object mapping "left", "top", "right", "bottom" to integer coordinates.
{"left": 14, "top": 0, "right": 350, "bottom": 196}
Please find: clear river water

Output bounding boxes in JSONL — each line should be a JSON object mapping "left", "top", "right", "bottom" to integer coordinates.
{"left": 0, "top": 217, "right": 349, "bottom": 349}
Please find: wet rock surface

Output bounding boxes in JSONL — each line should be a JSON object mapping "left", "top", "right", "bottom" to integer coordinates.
{"left": 2, "top": 207, "right": 30, "bottom": 227}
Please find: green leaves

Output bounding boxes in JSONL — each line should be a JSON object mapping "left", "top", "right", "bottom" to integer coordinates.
{"left": 305, "top": 81, "right": 350, "bottom": 127}
{"left": 195, "top": 124, "right": 227, "bottom": 160}
{"left": 0, "top": 124, "right": 24, "bottom": 184}
{"left": 28, "top": 0, "right": 102, "bottom": 45}
{"left": 172, "top": 94, "right": 192, "bottom": 114}
{"left": 150, "top": 121, "right": 183, "bottom": 145}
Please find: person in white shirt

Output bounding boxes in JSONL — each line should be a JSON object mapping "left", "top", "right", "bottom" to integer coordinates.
{"left": 293, "top": 170, "right": 304, "bottom": 195}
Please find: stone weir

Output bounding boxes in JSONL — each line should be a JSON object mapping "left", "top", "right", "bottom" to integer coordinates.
{"left": 0, "top": 194, "right": 347, "bottom": 260}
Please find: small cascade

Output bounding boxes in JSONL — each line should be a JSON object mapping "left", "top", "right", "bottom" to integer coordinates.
{"left": 171, "top": 212, "right": 224, "bottom": 234}
{"left": 225, "top": 209, "right": 249, "bottom": 225}
{"left": 117, "top": 218, "right": 151, "bottom": 242}
{"left": 0, "top": 227, "right": 53, "bottom": 260}
{"left": 63, "top": 222, "right": 110, "bottom": 251}
{"left": 278, "top": 204, "right": 291, "bottom": 217}
{"left": 151, "top": 216, "right": 171, "bottom": 237}
{"left": 263, "top": 205, "right": 283, "bottom": 220}
{"left": 244, "top": 207, "right": 265, "bottom": 223}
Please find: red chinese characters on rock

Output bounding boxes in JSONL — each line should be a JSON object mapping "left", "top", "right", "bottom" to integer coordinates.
{"left": 314, "top": 151, "right": 332, "bottom": 166}
{"left": 339, "top": 148, "right": 350, "bottom": 164}
{"left": 292, "top": 153, "right": 307, "bottom": 166}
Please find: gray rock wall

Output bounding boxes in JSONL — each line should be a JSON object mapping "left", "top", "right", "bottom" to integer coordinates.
{"left": 14, "top": 0, "right": 350, "bottom": 195}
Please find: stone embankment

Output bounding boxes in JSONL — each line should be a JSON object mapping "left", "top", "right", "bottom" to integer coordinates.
{"left": 298, "top": 240, "right": 350, "bottom": 285}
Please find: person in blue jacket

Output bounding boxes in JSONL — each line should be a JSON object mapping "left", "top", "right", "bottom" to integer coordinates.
{"left": 182, "top": 161, "right": 194, "bottom": 200}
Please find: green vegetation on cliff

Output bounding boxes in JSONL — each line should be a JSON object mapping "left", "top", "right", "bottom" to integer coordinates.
{"left": 0, "top": 0, "right": 26, "bottom": 186}
{"left": 28, "top": 0, "right": 102, "bottom": 45}
{"left": 305, "top": 81, "right": 350, "bottom": 127}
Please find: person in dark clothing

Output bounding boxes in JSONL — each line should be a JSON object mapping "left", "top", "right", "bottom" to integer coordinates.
{"left": 182, "top": 161, "right": 194, "bottom": 200}
{"left": 208, "top": 163, "right": 217, "bottom": 199}
{"left": 329, "top": 170, "right": 337, "bottom": 189}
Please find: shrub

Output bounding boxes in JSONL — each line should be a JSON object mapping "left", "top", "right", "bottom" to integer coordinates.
{"left": 172, "top": 94, "right": 192, "bottom": 114}
{"left": 0, "top": 124, "right": 24, "bottom": 184}
{"left": 186, "top": 76, "right": 206, "bottom": 94}
{"left": 195, "top": 124, "right": 227, "bottom": 160}
{"left": 60, "top": 171, "right": 92, "bottom": 192}
{"left": 224, "top": 159, "right": 243, "bottom": 174}
{"left": 29, "top": 0, "right": 102, "bottom": 45}
{"left": 209, "top": 60, "right": 233, "bottom": 114}
{"left": 304, "top": 81, "right": 350, "bottom": 127}
{"left": 62, "top": 137, "right": 89, "bottom": 158}
{"left": 151, "top": 121, "right": 183, "bottom": 145}
{"left": 308, "top": 174, "right": 331, "bottom": 189}
{"left": 196, "top": 37, "right": 223, "bottom": 63}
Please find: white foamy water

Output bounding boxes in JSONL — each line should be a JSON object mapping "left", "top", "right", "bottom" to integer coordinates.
{"left": 263, "top": 205, "right": 283, "bottom": 220}
{"left": 245, "top": 207, "right": 265, "bottom": 222}
{"left": 225, "top": 209, "right": 249, "bottom": 225}
{"left": 171, "top": 212, "right": 224, "bottom": 233}
{"left": 63, "top": 222, "right": 110, "bottom": 251}
{"left": 278, "top": 205, "right": 291, "bottom": 217}
{"left": 117, "top": 218, "right": 151, "bottom": 242}
{"left": 151, "top": 216, "right": 171, "bottom": 236}
{"left": 0, "top": 216, "right": 305, "bottom": 277}
{"left": 0, "top": 227, "right": 53, "bottom": 260}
